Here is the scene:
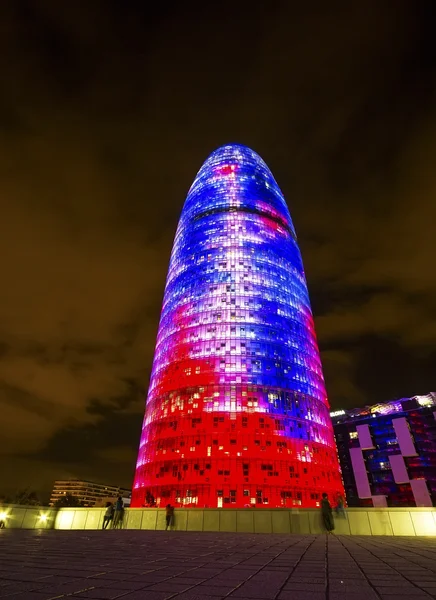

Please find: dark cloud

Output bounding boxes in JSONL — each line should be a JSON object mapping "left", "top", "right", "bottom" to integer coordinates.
{"left": 1, "top": 0, "right": 435, "bottom": 497}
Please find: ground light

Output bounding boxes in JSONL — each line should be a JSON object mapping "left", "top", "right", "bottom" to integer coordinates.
{"left": 0, "top": 511, "right": 8, "bottom": 528}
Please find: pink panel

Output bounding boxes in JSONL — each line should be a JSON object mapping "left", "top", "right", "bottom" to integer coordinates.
{"left": 410, "top": 479, "right": 432, "bottom": 507}
{"left": 372, "top": 495, "right": 388, "bottom": 507}
{"left": 356, "top": 424, "right": 374, "bottom": 450}
{"left": 389, "top": 454, "right": 409, "bottom": 483}
{"left": 350, "top": 447, "right": 372, "bottom": 499}
{"left": 392, "top": 417, "right": 418, "bottom": 457}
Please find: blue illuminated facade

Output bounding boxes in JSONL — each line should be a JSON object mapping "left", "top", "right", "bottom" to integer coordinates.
{"left": 332, "top": 393, "right": 436, "bottom": 507}
{"left": 132, "top": 144, "right": 343, "bottom": 508}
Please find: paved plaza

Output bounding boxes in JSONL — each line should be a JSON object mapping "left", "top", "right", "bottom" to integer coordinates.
{"left": 1, "top": 530, "right": 436, "bottom": 600}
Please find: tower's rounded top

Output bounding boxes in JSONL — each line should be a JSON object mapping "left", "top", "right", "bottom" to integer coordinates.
{"left": 181, "top": 143, "right": 296, "bottom": 238}
{"left": 204, "top": 143, "right": 267, "bottom": 165}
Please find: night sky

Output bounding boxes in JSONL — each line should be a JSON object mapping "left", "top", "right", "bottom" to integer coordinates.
{"left": 1, "top": 1, "right": 436, "bottom": 499}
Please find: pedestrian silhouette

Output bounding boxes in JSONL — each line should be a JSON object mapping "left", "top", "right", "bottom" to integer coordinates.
{"left": 165, "top": 504, "right": 174, "bottom": 530}
{"left": 112, "top": 496, "right": 124, "bottom": 529}
{"left": 321, "top": 492, "right": 335, "bottom": 533}
{"left": 102, "top": 502, "right": 114, "bottom": 529}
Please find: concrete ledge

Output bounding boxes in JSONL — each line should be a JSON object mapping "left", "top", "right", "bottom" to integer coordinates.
{"left": 1, "top": 505, "right": 436, "bottom": 535}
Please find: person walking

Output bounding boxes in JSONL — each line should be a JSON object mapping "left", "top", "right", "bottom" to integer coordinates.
{"left": 102, "top": 502, "right": 114, "bottom": 529}
{"left": 112, "top": 496, "right": 124, "bottom": 529}
{"left": 321, "top": 492, "right": 335, "bottom": 533}
{"left": 165, "top": 504, "right": 174, "bottom": 530}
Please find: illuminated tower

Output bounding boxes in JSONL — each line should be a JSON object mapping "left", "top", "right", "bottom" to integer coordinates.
{"left": 132, "top": 144, "right": 343, "bottom": 508}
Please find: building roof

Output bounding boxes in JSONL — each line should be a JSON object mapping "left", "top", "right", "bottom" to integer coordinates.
{"left": 330, "top": 392, "right": 436, "bottom": 423}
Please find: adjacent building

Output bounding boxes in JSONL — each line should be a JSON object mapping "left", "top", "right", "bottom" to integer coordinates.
{"left": 49, "top": 480, "right": 131, "bottom": 507}
{"left": 132, "top": 144, "right": 343, "bottom": 508}
{"left": 332, "top": 393, "right": 436, "bottom": 507}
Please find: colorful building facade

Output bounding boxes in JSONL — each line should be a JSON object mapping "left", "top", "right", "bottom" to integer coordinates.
{"left": 132, "top": 144, "right": 343, "bottom": 508}
{"left": 332, "top": 393, "right": 436, "bottom": 507}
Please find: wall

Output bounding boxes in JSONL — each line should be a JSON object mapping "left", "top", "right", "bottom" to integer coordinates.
{"left": 333, "top": 400, "right": 436, "bottom": 508}
{"left": 1, "top": 505, "right": 436, "bottom": 535}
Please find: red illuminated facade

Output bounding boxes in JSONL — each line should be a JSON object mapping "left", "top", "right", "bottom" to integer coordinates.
{"left": 132, "top": 144, "right": 343, "bottom": 508}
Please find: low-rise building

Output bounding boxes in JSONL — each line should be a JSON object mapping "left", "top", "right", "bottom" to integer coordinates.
{"left": 331, "top": 393, "right": 436, "bottom": 507}
{"left": 49, "top": 480, "right": 131, "bottom": 507}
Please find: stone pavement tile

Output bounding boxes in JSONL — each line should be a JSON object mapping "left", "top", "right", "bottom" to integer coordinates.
{"left": 97, "top": 581, "right": 146, "bottom": 591}
{"left": 38, "top": 575, "right": 83, "bottom": 585}
{"left": 162, "top": 577, "right": 205, "bottom": 585}
{"left": 283, "top": 583, "right": 325, "bottom": 592}
{"left": 289, "top": 577, "right": 325, "bottom": 584}
{"left": 229, "top": 583, "right": 285, "bottom": 598}
{"left": 0, "top": 565, "right": 19, "bottom": 572}
{"left": 186, "top": 569, "right": 225, "bottom": 577}
{"left": 0, "top": 584, "right": 13, "bottom": 592}
{"left": 248, "top": 573, "right": 288, "bottom": 587}
{"left": 378, "top": 596, "right": 432, "bottom": 600}
{"left": 374, "top": 587, "right": 429, "bottom": 596}
{"left": 80, "top": 578, "right": 108, "bottom": 587}
{"left": 0, "top": 582, "right": 47, "bottom": 597}
{"left": 329, "top": 567, "right": 364, "bottom": 574}
{"left": 95, "top": 579, "right": 146, "bottom": 590}
{"left": 196, "top": 584, "right": 240, "bottom": 596}
{"left": 293, "top": 569, "right": 326, "bottom": 577}
{"left": 92, "top": 573, "right": 137, "bottom": 580}
{"left": 272, "top": 559, "right": 299, "bottom": 563}
{"left": 59, "top": 570, "right": 106, "bottom": 578}
{"left": 113, "top": 592, "right": 175, "bottom": 600}
{"left": 360, "top": 566, "right": 396, "bottom": 571}
{"left": 173, "top": 594, "right": 229, "bottom": 600}
{"left": 15, "top": 570, "right": 55, "bottom": 578}
{"left": 71, "top": 589, "right": 128, "bottom": 599}
{"left": 369, "top": 578, "right": 414, "bottom": 586}
{"left": 155, "top": 568, "right": 189, "bottom": 576}
{"left": 145, "top": 582, "right": 196, "bottom": 593}
{"left": 40, "top": 581, "right": 99, "bottom": 593}
{"left": 278, "top": 592, "right": 325, "bottom": 600}
{"left": 127, "top": 574, "right": 171, "bottom": 583}
{"left": 329, "top": 579, "right": 372, "bottom": 594}
{"left": 0, "top": 594, "right": 59, "bottom": 600}
{"left": 364, "top": 572, "right": 398, "bottom": 579}
{"left": 205, "top": 575, "right": 247, "bottom": 586}
{"left": 140, "top": 567, "right": 170, "bottom": 574}
{"left": 212, "top": 570, "right": 253, "bottom": 581}
{"left": 329, "top": 591, "right": 380, "bottom": 600}
{"left": 0, "top": 572, "right": 50, "bottom": 582}
{"left": 409, "top": 570, "right": 436, "bottom": 576}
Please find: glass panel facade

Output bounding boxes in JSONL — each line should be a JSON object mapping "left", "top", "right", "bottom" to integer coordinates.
{"left": 132, "top": 144, "right": 343, "bottom": 508}
{"left": 332, "top": 393, "right": 436, "bottom": 507}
